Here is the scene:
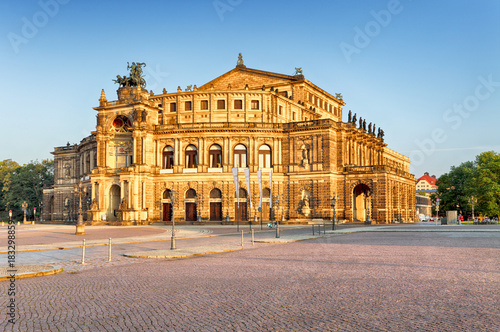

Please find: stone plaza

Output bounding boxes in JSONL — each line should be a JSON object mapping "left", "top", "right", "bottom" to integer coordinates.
{"left": 1, "top": 223, "right": 498, "bottom": 331}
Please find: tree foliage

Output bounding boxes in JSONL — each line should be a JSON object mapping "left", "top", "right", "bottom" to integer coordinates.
{"left": 0, "top": 159, "right": 53, "bottom": 219}
{"left": 437, "top": 151, "right": 500, "bottom": 217}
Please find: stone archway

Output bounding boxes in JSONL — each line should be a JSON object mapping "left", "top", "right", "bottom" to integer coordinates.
{"left": 353, "top": 184, "right": 370, "bottom": 222}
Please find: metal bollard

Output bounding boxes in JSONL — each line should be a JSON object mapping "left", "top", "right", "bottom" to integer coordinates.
{"left": 312, "top": 224, "right": 315, "bottom": 235}
{"left": 251, "top": 229, "right": 254, "bottom": 245}
{"left": 241, "top": 230, "right": 244, "bottom": 246}
{"left": 108, "top": 238, "right": 112, "bottom": 262}
{"left": 81, "top": 239, "right": 86, "bottom": 265}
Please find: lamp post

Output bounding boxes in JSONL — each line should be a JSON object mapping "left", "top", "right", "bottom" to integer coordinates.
{"left": 22, "top": 201, "right": 28, "bottom": 224}
{"left": 74, "top": 180, "right": 87, "bottom": 235}
{"left": 39, "top": 202, "right": 43, "bottom": 222}
{"left": 196, "top": 193, "right": 203, "bottom": 223}
{"left": 275, "top": 194, "right": 280, "bottom": 238}
{"left": 331, "top": 195, "right": 337, "bottom": 230}
{"left": 468, "top": 196, "right": 477, "bottom": 222}
{"left": 170, "top": 190, "right": 177, "bottom": 250}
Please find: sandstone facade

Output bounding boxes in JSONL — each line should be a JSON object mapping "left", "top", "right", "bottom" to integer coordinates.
{"left": 43, "top": 61, "right": 415, "bottom": 224}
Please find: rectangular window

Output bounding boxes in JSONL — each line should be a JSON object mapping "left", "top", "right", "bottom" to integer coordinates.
{"left": 170, "top": 103, "right": 177, "bottom": 112}
{"left": 185, "top": 101, "right": 192, "bottom": 111}
{"left": 200, "top": 100, "right": 208, "bottom": 110}
{"left": 217, "top": 100, "right": 226, "bottom": 109}
{"left": 234, "top": 100, "right": 243, "bottom": 109}
{"left": 292, "top": 112, "right": 296, "bottom": 120}
{"left": 251, "top": 100, "right": 259, "bottom": 110}
{"left": 279, "top": 105, "right": 283, "bottom": 115}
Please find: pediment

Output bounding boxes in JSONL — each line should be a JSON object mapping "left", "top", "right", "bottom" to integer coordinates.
{"left": 198, "top": 67, "right": 299, "bottom": 91}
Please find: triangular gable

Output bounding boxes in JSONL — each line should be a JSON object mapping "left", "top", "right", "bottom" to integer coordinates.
{"left": 198, "top": 67, "right": 299, "bottom": 90}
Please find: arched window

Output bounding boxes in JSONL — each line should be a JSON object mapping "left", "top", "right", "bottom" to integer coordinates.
{"left": 186, "top": 188, "right": 197, "bottom": 199}
{"left": 163, "top": 189, "right": 172, "bottom": 200}
{"left": 209, "top": 144, "right": 222, "bottom": 168}
{"left": 185, "top": 145, "right": 198, "bottom": 168}
{"left": 238, "top": 188, "right": 247, "bottom": 198}
{"left": 163, "top": 145, "right": 174, "bottom": 169}
{"left": 210, "top": 188, "right": 222, "bottom": 198}
{"left": 258, "top": 145, "right": 272, "bottom": 168}
{"left": 234, "top": 144, "right": 247, "bottom": 168}
{"left": 110, "top": 115, "right": 132, "bottom": 132}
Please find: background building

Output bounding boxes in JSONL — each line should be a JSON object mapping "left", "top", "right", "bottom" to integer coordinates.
{"left": 416, "top": 172, "right": 438, "bottom": 193}
{"left": 43, "top": 58, "right": 416, "bottom": 224}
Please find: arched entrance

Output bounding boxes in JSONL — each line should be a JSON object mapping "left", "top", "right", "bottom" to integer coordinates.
{"left": 235, "top": 188, "right": 248, "bottom": 221}
{"left": 185, "top": 189, "right": 197, "bottom": 222}
{"left": 162, "top": 189, "right": 172, "bottom": 222}
{"left": 353, "top": 184, "right": 371, "bottom": 222}
{"left": 108, "top": 184, "right": 121, "bottom": 221}
{"left": 209, "top": 188, "right": 222, "bottom": 221}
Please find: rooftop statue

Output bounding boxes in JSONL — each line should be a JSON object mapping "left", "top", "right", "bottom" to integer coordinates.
{"left": 295, "top": 67, "right": 303, "bottom": 75}
{"left": 113, "top": 62, "right": 147, "bottom": 88}
{"left": 236, "top": 53, "right": 245, "bottom": 67}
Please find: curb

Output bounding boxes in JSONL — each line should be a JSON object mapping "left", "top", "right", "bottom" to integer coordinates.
{"left": 124, "top": 246, "right": 243, "bottom": 259}
{"left": 0, "top": 265, "right": 63, "bottom": 281}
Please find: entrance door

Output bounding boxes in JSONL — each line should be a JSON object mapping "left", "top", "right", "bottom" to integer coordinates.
{"left": 353, "top": 184, "right": 370, "bottom": 222}
{"left": 210, "top": 202, "right": 222, "bottom": 221}
{"left": 185, "top": 202, "right": 197, "bottom": 222}
{"left": 162, "top": 203, "right": 171, "bottom": 222}
{"left": 235, "top": 202, "right": 247, "bottom": 221}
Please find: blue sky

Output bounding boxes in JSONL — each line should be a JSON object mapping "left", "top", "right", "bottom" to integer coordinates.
{"left": 1, "top": 0, "right": 499, "bottom": 177}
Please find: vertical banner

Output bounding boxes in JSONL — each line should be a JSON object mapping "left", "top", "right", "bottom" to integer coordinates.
{"left": 257, "top": 169, "right": 262, "bottom": 209}
{"left": 269, "top": 169, "right": 273, "bottom": 209}
{"left": 244, "top": 168, "right": 252, "bottom": 208}
{"left": 232, "top": 167, "right": 239, "bottom": 206}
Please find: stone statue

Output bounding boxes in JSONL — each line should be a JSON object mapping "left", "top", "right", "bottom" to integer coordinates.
{"left": 348, "top": 110, "right": 352, "bottom": 123}
{"left": 300, "top": 145, "right": 309, "bottom": 167}
{"left": 359, "top": 117, "right": 363, "bottom": 129}
{"left": 373, "top": 124, "right": 376, "bottom": 135}
{"left": 352, "top": 113, "right": 357, "bottom": 125}
{"left": 363, "top": 119, "right": 366, "bottom": 131}
{"left": 335, "top": 93, "right": 343, "bottom": 100}
{"left": 368, "top": 123, "right": 372, "bottom": 134}
{"left": 113, "top": 62, "right": 147, "bottom": 88}
{"left": 186, "top": 85, "right": 192, "bottom": 92}
{"left": 90, "top": 199, "right": 99, "bottom": 210}
{"left": 300, "top": 191, "right": 311, "bottom": 217}
{"left": 295, "top": 67, "right": 303, "bottom": 75}
{"left": 237, "top": 53, "right": 245, "bottom": 67}
{"left": 380, "top": 129, "right": 385, "bottom": 140}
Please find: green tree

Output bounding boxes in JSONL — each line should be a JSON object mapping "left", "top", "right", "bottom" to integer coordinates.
{"left": 3, "top": 159, "right": 54, "bottom": 219}
{"left": 474, "top": 151, "right": 500, "bottom": 216}
{"left": 437, "top": 151, "right": 500, "bottom": 218}
{"left": 436, "top": 161, "right": 475, "bottom": 214}
{"left": 0, "top": 159, "right": 20, "bottom": 213}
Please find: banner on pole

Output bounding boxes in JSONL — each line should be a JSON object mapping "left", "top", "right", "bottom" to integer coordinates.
{"left": 244, "top": 168, "right": 252, "bottom": 208}
{"left": 232, "top": 167, "right": 239, "bottom": 206}
{"left": 257, "top": 169, "right": 262, "bottom": 209}
{"left": 269, "top": 169, "right": 273, "bottom": 209}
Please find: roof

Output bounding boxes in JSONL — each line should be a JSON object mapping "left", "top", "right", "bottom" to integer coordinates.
{"left": 416, "top": 173, "right": 438, "bottom": 186}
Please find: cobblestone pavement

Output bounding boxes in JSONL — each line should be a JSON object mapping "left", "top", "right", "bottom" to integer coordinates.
{"left": 1, "top": 231, "right": 499, "bottom": 331}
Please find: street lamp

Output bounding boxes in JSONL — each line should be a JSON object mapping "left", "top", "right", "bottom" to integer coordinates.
{"left": 22, "top": 201, "right": 28, "bottom": 224}
{"left": 170, "top": 190, "right": 177, "bottom": 250}
{"left": 275, "top": 194, "right": 280, "bottom": 238}
{"left": 468, "top": 196, "right": 477, "bottom": 221}
{"left": 74, "top": 179, "right": 87, "bottom": 235}
{"left": 39, "top": 202, "right": 43, "bottom": 222}
{"left": 196, "top": 193, "right": 203, "bottom": 223}
{"left": 331, "top": 195, "right": 337, "bottom": 230}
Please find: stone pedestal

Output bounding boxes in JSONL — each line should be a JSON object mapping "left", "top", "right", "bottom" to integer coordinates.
{"left": 75, "top": 224, "right": 85, "bottom": 235}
